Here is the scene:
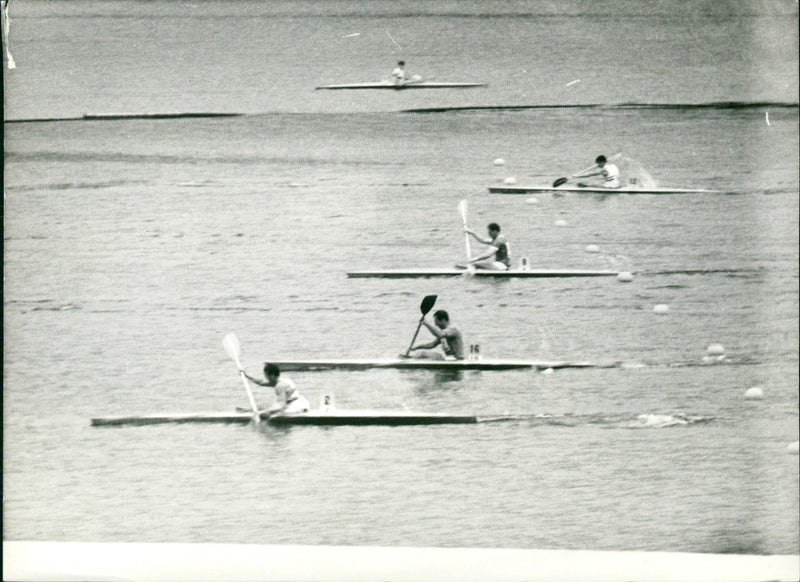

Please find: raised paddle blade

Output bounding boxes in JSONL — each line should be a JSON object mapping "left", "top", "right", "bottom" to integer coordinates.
{"left": 552, "top": 177, "right": 568, "bottom": 188}
{"left": 223, "top": 333, "right": 260, "bottom": 420}
{"left": 458, "top": 199, "right": 471, "bottom": 259}
{"left": 223, "top": 333, "right": 241, "bottom": 363}
{"left": 458, "top": 199, "right": 468, "bottom": 223}
{"left": 420, "top": 295, "right": 437, "bottom": 316}
{"left": 405, "top": 295, "right": 438, "bottom": 356}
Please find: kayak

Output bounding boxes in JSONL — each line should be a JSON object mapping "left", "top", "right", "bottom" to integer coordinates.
{"left": 267, "top": 358, "right": 608, "bottom": 371}
{"left": 91, "top": 409, "right": 478, "bottom": 427}
{"left": 316, "top": 81, "right": 487, "bottom": 90}
{"left": 347, "top": 268, "right": 619, "bottom": 278}
{"left": 489, "top": 185, "right": 719, "bottom": 194}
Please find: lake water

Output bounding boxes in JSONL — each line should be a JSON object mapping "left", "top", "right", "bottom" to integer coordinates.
{"left": 3, "top": 0, "right": 798, "bottom": 558}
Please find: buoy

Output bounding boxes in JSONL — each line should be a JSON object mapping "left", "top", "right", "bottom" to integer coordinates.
{"left": 617, "top": 271, "right": 633, "bottom": 283}
{"left": 707, "top": 344, "right": 725, "bottom": 356}
{"left": 744, "top": 386, "right": 764, "bottom": 400}
{"left": 503, "top": 176, "right": 517, "bottom": 185}
{"left": 585, "top": 244, "right": 600, "bottom": 253}
{"left": 525, "top": 197, "right": 538, "bottom": 204}
{"left": 554, "top": 219, "right": 568, "bottom": 227}
{"left": 653, "top": 304, "right": 669, "bottom": 314}
{"left": 493, "top": 158, "right": 506, "bottom": 166}
{"left": 788, "top": 441, "right": 799, "bottom": 454}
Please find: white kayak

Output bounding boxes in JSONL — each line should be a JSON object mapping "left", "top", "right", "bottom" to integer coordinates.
{"left": 91, "top": 409, "right": 478, "bottom": 427}
{"left": 267, "top": 358, "right": 609, "bottom": 371}
{"left": 316, "top": 81, "right": 487, "bottom": 90}
{"left": 489, "top": 185, "right": 719, "bottom": 194}
{"left": 347, "top": 268, "right": 619, "bottom": 278}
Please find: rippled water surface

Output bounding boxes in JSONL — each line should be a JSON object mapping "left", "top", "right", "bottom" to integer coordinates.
{"left": 3, "top": 0, "right": 798, "bottom": 555}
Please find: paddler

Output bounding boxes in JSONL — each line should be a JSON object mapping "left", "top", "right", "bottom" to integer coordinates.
{"left": 579, "top": 155, "right": 621, "bottom": 189}
{"left": 242, "top": 363, "right": 310, "bottom": 414}
{"left": 392, "top": 60, "right": 407, "bottom": 85}
{"left": 405, "top": 309, "right": 465, "bottom": 360}
{"left": 463, "top": 222, "right": 511, "bottom": 270}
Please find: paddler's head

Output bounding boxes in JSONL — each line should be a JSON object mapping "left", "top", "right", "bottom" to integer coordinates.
{"left": 433, "top": 310, "right": 450, "bottom": 329}
{"left": 487, "top": 223, "right": 500, "bottom": 237}
{"left": 398, "top": 61, "right": 405, "bottom": 67}
{"left": 264, "top": 363, "right": 281, "bottom": 382}
{"left": 595, "top": 155, "right": 607, "bottom": 166}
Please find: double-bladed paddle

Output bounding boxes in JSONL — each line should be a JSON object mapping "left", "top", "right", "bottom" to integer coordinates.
{"left": 223, "top": 332, "right": 261, "bottom": 423}
{"left": 404, "top": 295, "right": 438, "bottom": 357}
{"left": 552, "top": 153, "right": 622, "bottom": 187}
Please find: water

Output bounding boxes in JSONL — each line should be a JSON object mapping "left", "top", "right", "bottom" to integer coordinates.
{"left": 3, "top": 0, "right": 798, "bottom": 556}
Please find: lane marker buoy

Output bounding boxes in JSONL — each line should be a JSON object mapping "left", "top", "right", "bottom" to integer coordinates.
{"left": 744, "top": 386, "right": 764, "bottom": 400}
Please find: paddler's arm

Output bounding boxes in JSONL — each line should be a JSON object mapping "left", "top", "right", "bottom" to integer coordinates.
{"left": 241, "top": 371, "right": 269, "bottom": 387}
{"left": 464, "top": 228, "right": 491, "bottom": 244}
{"left": 466, "top": 245, "right": 499, "bottom": 264}
{"left": 408, "top": 338, "right": 441, "bottom": 351}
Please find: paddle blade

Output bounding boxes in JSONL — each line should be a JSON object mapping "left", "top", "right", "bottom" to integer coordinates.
{"left": 458, "top": 199, "right": 468, "bottom": 224}
{"left": 223, "top": 333, "right": 241, "bottom": 363}
{"left": 420, "top": 295, "right": 437, "bottom": 315}
{"left": 552, "top": 177, "right": 568, "bottom": 188}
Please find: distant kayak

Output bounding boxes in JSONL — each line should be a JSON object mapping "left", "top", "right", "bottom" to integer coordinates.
{"left": 316, "top": 80, "right": 488, "bottom": 90}
{"left": 489, "top": 185, "right": 719, "bottom": 194}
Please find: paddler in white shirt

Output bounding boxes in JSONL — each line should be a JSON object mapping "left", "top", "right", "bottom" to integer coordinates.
{"left": 405, "top": 309, "right": 465, "bottom": 360}
{"left": 242, "top": 363, "right": 310, "bottom": 414}
{"left": 392, "top": 60, "right": 422, "bottom": 86}
{"left": 392, "top": 60, "right": 407, "bottom": 85}
{"left": 579, "top": 155, "right": 621, "bottom": 188}
{"left": 463, "top": 222, "right": 511, "bottom": 270}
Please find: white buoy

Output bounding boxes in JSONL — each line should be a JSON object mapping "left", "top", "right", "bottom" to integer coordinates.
{"left": 788, "top": 441, "right": 799, "bottom": 454}
{"left": 493, "top": 158, "right": 506, "bottom": 166}
{"left": 653, "top": 304, "right": 669, "bottom": 314}
{"left": 585, "top": 244, "right": 600, "bottom": 253}
{"left": 525, "top": 197, "right": 538, "bottom": 204}
{"left": 617, "top": 271, "right": 633, "bottom": 283}
{"left": 554, "top": 219, "right": 568, "bottom": 227}
{"left": 744, "top": 386, "right": 764, "bottom": 400}
{"left": 707, "top": 344, "right": 725, "bottom": 356}
{"left": 503, "top": 176, "right": 516, "bottom": 185}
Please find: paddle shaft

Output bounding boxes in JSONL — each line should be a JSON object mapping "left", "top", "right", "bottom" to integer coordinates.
{"left": 404, "top": 319, "right": 426, "bottom": 357}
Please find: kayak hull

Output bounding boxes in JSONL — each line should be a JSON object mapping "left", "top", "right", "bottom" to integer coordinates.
{"left": 316, "top": 81, "right": 487, "bottom": 90}
{"left": 347, "top": 268, "right": 619, "bottom": 278}
{"left": 268, "top": 358, "right": 603, "bottom": 371}
{"left": 91, "top": 409, "right": 477, "bottom": 427}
